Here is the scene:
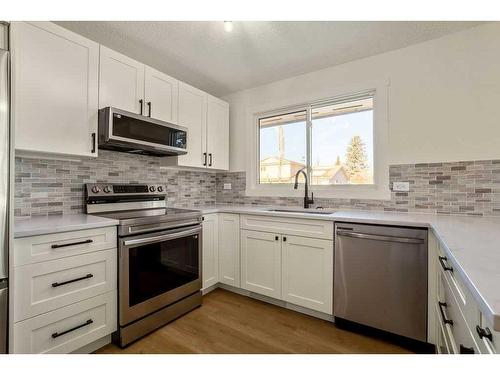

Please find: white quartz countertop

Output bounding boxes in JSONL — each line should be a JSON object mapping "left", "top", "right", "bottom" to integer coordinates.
{"left": 14, "top": 214, "right": 119, "bottom": 238}
{"left": 186, "top": 204, "right": 500, "bottom": 330}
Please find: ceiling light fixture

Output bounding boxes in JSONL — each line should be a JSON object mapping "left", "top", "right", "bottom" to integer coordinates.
{"left": 224, "top": 21, "right": 233, "bottom": 32}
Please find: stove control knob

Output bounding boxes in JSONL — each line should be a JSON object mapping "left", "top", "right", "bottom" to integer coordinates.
{"left": 103, "top": 186, "right": 112, "bottom": 193}
{"left": 157, "top": 186, "right": 164, "bottom": 193}
{"left": 149, "top": 185, "right": 156, "bottom": 192}
{"left": 91, "top": 185, "right": 100, "bottom": 194}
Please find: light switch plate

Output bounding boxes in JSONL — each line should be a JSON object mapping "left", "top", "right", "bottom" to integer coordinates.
{"left": 393, "top": 181, "right": 410, "bottom": 192}
{"left": 223, "top": 183, "right": 232, "bottom": 190}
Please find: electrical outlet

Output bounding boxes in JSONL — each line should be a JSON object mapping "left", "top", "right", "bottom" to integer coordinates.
{"left": 392, "top": 181, "right": 410, "bottom": 192}
{"left": 223, "top": 183, "right": 232, "bottom": 190}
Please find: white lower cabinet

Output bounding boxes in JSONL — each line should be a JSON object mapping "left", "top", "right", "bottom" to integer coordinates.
{"left": 202, "top": 214, "right": 219, "bottom": 289}
{"left": 13, "top": 291, "right": 116, "bottom": 354}
{"left": 282, "top": 235, "right": 333, "bottom": 314}
{"left": 240, "top": 230, "right": 282, "bottom": 299}
{"left": 218, "top": 214, "right": 240, "bottom": 287}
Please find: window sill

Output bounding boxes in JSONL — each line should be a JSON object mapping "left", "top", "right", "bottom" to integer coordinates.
{"left": 244, "top": 185, "right": 391, "bottom": 200}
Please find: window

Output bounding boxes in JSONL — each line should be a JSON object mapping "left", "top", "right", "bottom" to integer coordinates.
{"left": 258, "top": 92, "right": 374, "bottom": 186}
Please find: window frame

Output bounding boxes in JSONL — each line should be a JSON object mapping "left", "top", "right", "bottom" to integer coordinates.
{"left": 245, "top": 79, "right": 390, "bottom": 200}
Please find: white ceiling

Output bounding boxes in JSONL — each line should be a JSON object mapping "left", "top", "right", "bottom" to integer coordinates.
{"left": 56, "top": 21, "right": 484, "bottom": 97}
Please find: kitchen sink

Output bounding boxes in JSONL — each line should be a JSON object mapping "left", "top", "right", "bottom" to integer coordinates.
{"left": 264, "top": 208, "right": 335, "bottom": 215}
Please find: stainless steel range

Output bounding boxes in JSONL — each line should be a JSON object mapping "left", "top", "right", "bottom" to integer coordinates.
{"left": 86, "top": 183, "right": 202, "bottom": 347}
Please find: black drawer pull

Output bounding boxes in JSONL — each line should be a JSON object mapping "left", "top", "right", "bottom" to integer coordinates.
{"left": 91, "top": 132, "right": 96, "bottom": 153}
{"left": 476, "top": 325, "right": 493, "bottom": 341}
{"left": 438, "top": 301, "right": 453, "bottom": 326}
{"left": 52, "top": 273, "right": 93, "bottom": 288}
{"left": 51, "top": 239, "right": 93, "bottom": 249}
{"left": 459, "top": 344, "right": 475, "bottom": 354}
{"left": 438, "top": 256, "right": 453, "bottom": 272}
{"left": 51, "top": 319, "right": 93, "bottom": 339}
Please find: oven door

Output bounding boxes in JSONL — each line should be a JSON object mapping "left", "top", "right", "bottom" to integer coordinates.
{"left": 119, "top": 224, "right": 201, "bottom": 326}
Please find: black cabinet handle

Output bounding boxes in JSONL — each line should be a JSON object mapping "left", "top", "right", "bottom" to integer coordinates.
{"left": 52, "top": 273, "right": 93, "bottom": 288}
{"left": 139, "top": 99, "right": 144, "bottom": 115}
{"left": 275, "top": 236, "right": 279, "bottom": 241}
{"left": 91, "top": 133, "right": 96, "bottom": 153}
{"left": 147, "top": 101, "right": 152, "bottom": 117}
{"left": 283, "top": 236, "right": 287, "bottom": 242}
{"left": 52, "top": 319, "right": 93, "bottom": 339}
{"left": 203, "top": 152, "right": 207, "bottom": 166}
{"left": 459, "top": 344, "right": 475, "bottom": 354}
{"left": 208, "top": 153, "right": 213, "bottom": 167}
{"left": 438, "top": 301, "right": 453, "bottom": 326}
{"left": 438, "top": 256, "right": 453, "bottom": 272}
{"left": 51, "top": 239, "right": 93, "bottom": 249}
{"left": 476, "top": 325, "right": 493, "bottom": 341}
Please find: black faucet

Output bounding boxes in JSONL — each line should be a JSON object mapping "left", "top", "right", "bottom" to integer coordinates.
{"left": 294, "top": 167, "right": 314, "bottom": 209}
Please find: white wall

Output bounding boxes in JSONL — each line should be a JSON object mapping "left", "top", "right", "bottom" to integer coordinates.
{"left": 223, "top": 22, "right": 500, "bottom": 172}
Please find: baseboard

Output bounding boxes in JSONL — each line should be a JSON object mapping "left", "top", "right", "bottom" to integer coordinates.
{"left": 71, "top": 334, "right": 111, "bottom": 354}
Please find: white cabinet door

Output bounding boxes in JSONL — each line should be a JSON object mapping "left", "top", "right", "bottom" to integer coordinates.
{"left": 282, "top": 235, "right": 333, "bottom": 314}
{"left": 177, "top": 82, "right": 207, "bottom": 168}
{"left": 144, "top": 66, "right": 179, "bottom": 123}
{"left": 12, "top": 21, "right": 99, "bottom": 157}
{"left": 99, "top": 45, "right": 145, "bottom": 114}
{"left": 240, "top": 230, "right": 281, "bottom": 299}
{"left": 206, "top": 95, "right": 229, "bottom": 170}
{"left": 202, "top": 214, "right": 219, "bottom": 289}
{"left": 218, "top": 214, "right": 240, "bottom": 287}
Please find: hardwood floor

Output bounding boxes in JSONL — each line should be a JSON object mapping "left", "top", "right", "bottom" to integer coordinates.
{"left": 96, "top": 289, "right": 412, "bottom": 354}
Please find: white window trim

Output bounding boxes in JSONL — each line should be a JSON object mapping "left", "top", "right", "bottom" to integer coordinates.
{"left": 245, "top": 78, "right": 391, "bottom": 200}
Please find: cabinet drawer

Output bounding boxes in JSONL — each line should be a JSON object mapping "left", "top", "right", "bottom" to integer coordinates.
{"left": 14, "top": 226, "right": 117, "bottom": 266}
{"left": 438, "top": 270, "right": 478, "bottom": 354}
{"left": 14, "top": 249, "right": 117, "bottom": 322}
{"left": 475, "top": 314, "right": 500, "bottom": 354}
{"left": 436, "top": 241, "right": 480, "bottom": 331}
{"left": 240, "top": 215, "right": 333, "bottom": 240}
{"left": 13, "top": 291, "right": 116, "bottom": 354}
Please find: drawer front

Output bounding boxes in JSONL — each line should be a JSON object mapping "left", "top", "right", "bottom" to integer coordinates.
{"left": 14, "top": 226, "right": 117, "bottom": 266}
{"left": 475, "top": 314, "right": 499, "bottom": 354}
{"left": 436, "top": 240, "right": 480, "bottom": 330}
{"left": 439, "top": 270, "right": 478, "bottom": 354}
{"left": 14, "top": 249, "right": 117, "bottom": 322}
{"left": 13, "top": 291, "right": 116, "bottom": 354}
{"left": 240, "top": 214, "right": 333, "bottom": 240}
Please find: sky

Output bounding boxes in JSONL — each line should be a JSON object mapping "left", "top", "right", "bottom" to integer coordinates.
{"left": 260, "top": 110, "right": 374, "bottom": 169}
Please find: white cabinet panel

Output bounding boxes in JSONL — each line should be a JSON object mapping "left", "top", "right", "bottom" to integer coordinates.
{"left": 13, "top": 291, "right": 116, "bottom": 354}
{"left": 282, "top": 235, "right": 333, "bottom": 314}
{"left": 144, "top": 66, "right": 179, "bottom": 123}
{"left": 99, "top": 45, "right": 145, "bottom": 113}
{"left": 241, "top": 230, "right": 281, "bottom": 299}
{"left": 202, "top": 214, "right": 219, "bottom": 289}
{"left": 206, "top": 96, "right": 229, "bottom": 170}
{"left": 218, "top": 214, "right": 240, "bottom": 287}
{"left": 177, "top": 82, "right": 207, "bottom": 168}
{"left": 14, "top": 249, "right": 117, "bottom": 322}
{"left": 12, "top": 21, "right": 99, "bottom": 157}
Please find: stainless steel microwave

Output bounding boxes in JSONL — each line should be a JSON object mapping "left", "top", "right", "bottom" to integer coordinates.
{"left": 98, "top": 107, "right": 188, "bottom": 156}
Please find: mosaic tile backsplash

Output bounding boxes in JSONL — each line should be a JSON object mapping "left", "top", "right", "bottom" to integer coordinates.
{"left": 15, "top": 153, "right": 500, "bottom": 217}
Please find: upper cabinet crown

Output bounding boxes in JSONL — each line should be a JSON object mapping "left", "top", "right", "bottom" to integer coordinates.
{"left": 99, "top": 47, "right": 179, "bottom": 124}
{"left": 12, "top": 22, "right": 100, "bottom": 157}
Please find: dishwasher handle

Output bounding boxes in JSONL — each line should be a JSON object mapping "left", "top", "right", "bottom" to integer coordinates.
{"left": 336, "top": 230, "right": 425, "bottom": 244}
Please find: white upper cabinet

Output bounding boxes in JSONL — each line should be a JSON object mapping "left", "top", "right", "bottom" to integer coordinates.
{"left": 206, "top": 95, "right": 229, "bottom": 170}
{"left": 144, "top": 66, "right": 179, "bottom": 123}
{"left": 99, "top": 46, "right": 145, "bottom": 114}
{"left": 12, "top": 22, "right": 99, "bottom": 157}
{"left": 177, "top": 82, "right": 207, "bottom": 168}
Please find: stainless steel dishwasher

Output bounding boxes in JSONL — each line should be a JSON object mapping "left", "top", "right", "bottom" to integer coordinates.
{"left": 334, "top": 222, "right": 427, "bottom": 342}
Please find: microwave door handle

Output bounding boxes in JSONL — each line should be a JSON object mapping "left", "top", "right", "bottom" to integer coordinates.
{"left": 123, "top": 227, "right": 201, "bottom": 247}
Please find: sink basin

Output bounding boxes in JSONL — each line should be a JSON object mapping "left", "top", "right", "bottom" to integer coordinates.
{"left": 265, "top": 208, "right": 335, "bottom": 215}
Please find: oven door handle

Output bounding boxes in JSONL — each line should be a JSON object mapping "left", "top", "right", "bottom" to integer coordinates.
{"left": 123, "top": 227, "right": 201, "bottom": 247}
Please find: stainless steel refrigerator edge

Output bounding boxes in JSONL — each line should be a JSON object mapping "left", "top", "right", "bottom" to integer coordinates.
{"left": 0, "top": 21, "right": 9, "bottom": 354}
{"left": 334, "top": 222, "right": 428, "bottom": 342}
